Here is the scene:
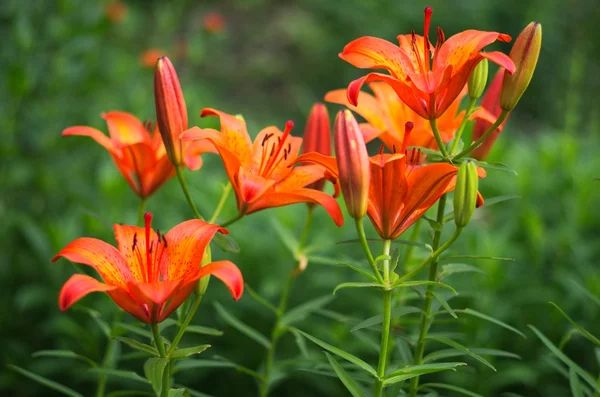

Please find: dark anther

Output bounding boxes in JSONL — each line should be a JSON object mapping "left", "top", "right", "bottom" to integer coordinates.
{"left": 162, "top": 235, "right": 168, "bottom": 248}
{"left": 132, "top": 233, "right": 138, "bottom": 251}
{"left": 270, "top": 142, "right": 276, "bottom": 156}
{"left": 393, "top": 144, "right": 397, "bottom": 153}
{"left": 149, "top": 241, "right": 154, "bottom": 254}
{"left": 261, "top": 133, "right": 274, "bottom": 146}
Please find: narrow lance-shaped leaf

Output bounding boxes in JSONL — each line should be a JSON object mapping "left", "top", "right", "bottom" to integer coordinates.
{"left": 333, "top": 282, "right": 383, "bottom": 295}
{"left": 351, "top": 306, "right": 423, "bottom": 333}
{"left": 281, "top": 295, "right": 335, "bottom": 326}
{"left": 550, "top": 302, "right": 600, "bottom": 346}
{"left": 420, "top": 382, "right": 485, "bottom": 397}
{"left": 294, "top": 329, "right": 377, "bottom": 377}
{"left": 114, "top": 337, "right": 159, "bottom": 356}
{"left": 426, "top": 337, "right": 496, "bottom": 371}
{"left": 8, "top": 365, "right": 85, "bottom": 397}
{"left": 423, "top": 348, "right": 521, "bottom": 364}
{"left": 170, "top": 345, "right": 211, "bottom": 359}
{"left": 569, "top": 367, "right": 585, "bottom": 397}
{"left": 382, "top": 363, "right": 467, "bottom": 387}
{"left": 433, "top": 291, "right": 458, "bottom": 318}
{"left": 214, "top": 302, "right": 270, "bottom": 349}
{"left": 456, "top": 308, "right": 526, "bottom": 338}
{"left": 144, "top": 357, "right": 169, "bottom": 395}
{"left": 325, "top": 353, "right": 367, "bottom": 397}
{"left": 88, "top": 368, "right": 150, "bottom": 384}
{"left": 32, "top": 350, "right": 98, "bottom": 367}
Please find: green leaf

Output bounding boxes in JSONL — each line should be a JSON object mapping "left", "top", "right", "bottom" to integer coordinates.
{"left": 382, "top": 362, "right": 466, "bottom": 386}
{"left": 422, "top": 216, "right": 443, "bottom": 232}
{"left": 184, "top": 326, "right": 223, "bottom": 337}
{"left": 350, "top": 306, "right": 423, "bottom": 332}
{"left": 570, "top": 280, "right": 600, "bottom": 308}
{"left": 213, "top": 233, "right": 240, "bottom": 253}
{"left": 174, "top": 386, "right": 215, "bottom": 397}
{"left": 333, "top": 282, "right": 382, "bottom": 295}
{"left": 439, "top": 263, "right": 486, "bottom": 279}
{"left": 529, "top": 325, "right": 600, "bottom": 393}
{"left": 245, "top": 283, "right": 278, "bottom": 314}
{"left": 74, "top": 306, "right": 111, "bottom": 338}
{"left": 421, "top": 383, "right": 484, "bottom": 397}
{"left": 170, "top": 345, "right": 211, "bottom": 359}
{"left": 550, "top": 302, "right": 600, "bottom": 345}
{"left": 159, "top": 318, "right": 179, "bottom": 332}
{"left": 423, "top": 348, "right": 520, "bottom": 364}
{"left": 105, "top": 390, "right": 154, "bottom": 397}
{"left": 433, "top": 291, "right": 458, "bottom": 318}
{"left": 392, "top": 280, "right": 457, "bottom": 295}
{"left": 32, "top": 349, "right": 98, "bottom": 367}
{"left": 294, "top": 329, "right": 377, "bottom": 377}
{"left": 291, "top": 329, "right": 310, "bottom": 358}
{"left": 325, "top": 353, "right": 367, "bottom": 397}
{"left": 374, "top": 254, "right": 391, "bottom": 264}
{"left": 426, "top": 337, "right": 496, "bottom": 371}
{"left": 8, "top": 365, "right": 85, "bottom": 397}
{"left": 116, "top": 323, "right": 153, "bottom": 339}
{"left": 440, "top": 255, "right": 515, "bottom": 262}
{"left": 88, "top": 368, "right": 150, "bottom": 384}
{"left": 144, "top": 357, "right": 169, "bottom": 394}
{"left": 114, "top": 337, "right": 159, "bottom": 356}
{"left": 479, "top": 195, "right": 521, "bottom": 207}
{"left": 168, "top": 389, "right": 191, "bottom": 397}
{"left": 214, "top": 302, "right": 270, "bottom": 348}
{"left": 456, "top": 309, "right": 526, "bottom": 338}
{"left": 281, "top": 295, "right": 334, "bottom": 326}
{"left": 569, "top": 367, "right": 584, "bottom": 397}
{"left": 337, "top": 262, "right": 378, "bottom": 282}
{"left": 271, "top": 218, "right": 299, "bottom": 254}
{"left": 210, "top": 355, "right": 263, "bottom": 379}
{"left": 174, "top": 359, "right": 236, "bottom": 373}
{"left": 394, "top": 239, "right": 433, "bottom": 252}
{"left": 470, "top": 160, "right": 518, "bottom": 175}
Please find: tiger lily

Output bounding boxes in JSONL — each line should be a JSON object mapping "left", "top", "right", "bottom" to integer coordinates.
{"left": 296, "top": 123, "right": 485, "bottom": 239}
{"left": 63, "top": 111, "right": 213, "bottom": 199}
{"left": 325, "top": 82, "right": 467, "bottom": 152}
{"left": 181, "top": 109, "right": 344, "bottom": 226}
{"left": 53, "top": 213, "right": 243, "bottom": 324}
{"left": 302, "top": 103, "right": 332, "bottom": 192}
{"left": 340, "top": 7, "right": 516, "bottom": 120}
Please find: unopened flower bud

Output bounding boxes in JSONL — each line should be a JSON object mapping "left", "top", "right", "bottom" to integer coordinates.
{"left": 500, "top": 22, "right": 542, "bottom": 111}
{"left": 154, "top": 56, "right": 188, "bottom": 166}
{"left": 468, "top": 59, "right": 489, "bottom": 100}
{"left": 334, "top": 110, "right": 370, "bottom": 219}
{"left": 453, "top": 160, "right": 479, "bottom": 228}
{"left": 303, "top": 103, "right": 332, "bottom": 192}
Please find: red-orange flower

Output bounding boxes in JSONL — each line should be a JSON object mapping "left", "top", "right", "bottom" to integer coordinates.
{"left": 181, "top": 109, "right": 344, "bottom": 226}
{"left": 340, "top": 7, "right": 515, "bottom": 120}
{"left": 297, "top": 124, "right": 485, "bottom": 239}
{"left": 63, "top": 112, "right": 212, "bottom": 198}
{"left": 53, "top": 213, "right": 244, "bottom": 324}
{"left": 325, "top": 82, "right": 467, "bottom": 151}
{"left": 471, "top": 69, "right": 510, "bottom": 160}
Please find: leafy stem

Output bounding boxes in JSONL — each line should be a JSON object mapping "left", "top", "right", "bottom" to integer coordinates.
{"left": 450, "top": 97, "right": 478, "bottom": 155}
{"left": 354, "top": 218, "right": 385, "bottom": 284}
{"left": 430, "top": 118, "right": 450, "bottom": 159}
{"left": 454, "top": 110, "right": 510, "bottom": 160}
{"left": 176, "top": 166, "right": 204, "bottom": 220}
{"left": 373, "top": 239, "right": 392, "bottom": 397}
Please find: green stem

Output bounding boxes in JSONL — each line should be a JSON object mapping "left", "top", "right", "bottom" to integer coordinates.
{"left": 151, "top": 323, "right": 169, "bottom": 397}
{"left": 449, "top": 97, "right": 477, "bottom": 155}
{"left": 176, "top": 166, "right": 203, "bottom": 220}
{"left": 137, "top": 198, "right": 147, "bottom": 226}
{"left": 409, "top": 194, "right": 447, "bottom": 397}
{"left": 259, "top": 208, "right": 313, "bottom": 397}
{"left": 220, "top": 212, "right": 244, "bottom": 228}
{"left": 373, "top": 239, "right": 392, "bottom": 397}
{"left": 167, "top": 293, "right": 203, "bottom": 356}
{"left": 354, "top": 218, "right": 385, "bottom": 285}
{"left": 209, "top": 183, "right": 232, "bottom": 224}
{"left": 430, "top": 118, "right": 449, "bottom": 159}
{"left": 95, "top": 312, "right": 123, "bottom": 397}
{"left": 454, "top": 110, "right": 509, "bottom": 160}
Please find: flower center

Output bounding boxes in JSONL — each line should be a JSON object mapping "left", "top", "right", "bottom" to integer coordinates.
{"left": 131, "top": 213, "right": 168, "bottom": 282}
{"left": 258, "top": 120, "right": 295, "bottom": 178}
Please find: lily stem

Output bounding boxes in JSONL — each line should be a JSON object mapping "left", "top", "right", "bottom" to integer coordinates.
{"left": 430, "top": 118, "right": 449, "bottom": 159}
{"left": 220, "top": 212, "right": 244, "bottom": 228}
{"left": 454, "top": 110, "right": 509, "bottom": 160}
{"left": 409, "top": 194, "right": 448, "bottom": 397}
{"left": 449, "top": 97, "right": 478, "bottom": 155}
{"left": 95, "top": 311, "right": 123, "bottom": 397}
{"left": 354, "top": 218, "right": 385, "bottom": 285}
{"left": 259, "top": 207, "right": 314, "bottom": 397}
{"left": 167, "top": 292, "right": 203, "bottom": 355}
{"left": 176, "top": 165, "right": 204, "bottom": 220}
{"left": 151, "top": 323, "right": 169, "bottom": 397}
{"left": 373, "top": 239, "right": 392, "bottom": 397}
{"left": 209, "top": 183, "right": 232, "bottom": 224}
{"left": 137, "top": 198, "right": 147, "bottom": 226}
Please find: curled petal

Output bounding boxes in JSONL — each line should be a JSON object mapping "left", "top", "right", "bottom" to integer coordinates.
{"left": 102, "top": 111, "right": 149, "bottom": 146}
{"left": 294, "top": 152, "right": 339, "bottom": 177}
{"left": 59, "top": 274, "right": 116, "bottom": 311}
{"left": 62, "top": 126, "right": 116, "bottom": 155}
{"left": 193, "top": 260, "right": 244, "bottom": 300}
{"left": 52, "top": 238, "right": 132, "bottom": 287}
{"left": 200, "top": 108, "right": 253, "bottom": 166}
{"left": 481, "top": 51, "right": 516, "bottom": 74}
{"left": 127, "top": 279, "right": 182, "bottom": 307}
{"left": 340, "top": 36, "right": 411, "bottom": 79}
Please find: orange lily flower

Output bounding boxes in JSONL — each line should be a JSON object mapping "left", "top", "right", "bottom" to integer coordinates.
{"left": 297, "top": 123, "right": 485, "bottom": 239}
{"left": 181, "top": 108, "right": 344, "bottom": 226}
{"left": 53, "top": 213, "right": 244, "bottom": 324}
{"left": 325, "top": 82, "right": 467, "bottom": 151}
{"left": 340, "top": 7, "right": 516, "bottom": 120}
{"left": 63, "top": 111, "right": 212, "bottom": 199}
{"left": 303, "top": 103, "right": 332, "bottom": 192}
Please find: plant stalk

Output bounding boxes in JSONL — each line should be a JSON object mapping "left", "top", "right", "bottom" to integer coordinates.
{"left": 354, "top": 218, "right": 385, "bottom": 284}
{"left": 176, "top": 166, "right": 203, "bottom": 220}
{"left": 454, "top": 110, "right": 509, "bottom": 159}
{"left": 373, "top": 239, "right": 393, "bottom": 397}
{"left": 449, "top": 97, "right": 478, "bottom": 155}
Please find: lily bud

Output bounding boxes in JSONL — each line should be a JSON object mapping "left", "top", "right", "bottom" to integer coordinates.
{"left": 334, "top": 110, "right": 370, "bottom": 219}
{"left": 303, "top": 103, "right": 332, "bottom": 192}
{"left": 453, "top": 160, "right": 479, "bottom": 228}
{"left": 468, "top": 59, "right": 489, "bottom": 100}
{"left": 154, "top": 56, "right": 188, "bottom": 166}
{"left": 500, "top": 22, "right": 542, "bottom": 111}
{"left": 472, "top": 69, "right": 510, "bottom": 160}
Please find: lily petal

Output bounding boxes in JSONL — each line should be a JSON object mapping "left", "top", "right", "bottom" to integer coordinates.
{"left": 192, "top": 260, "right": 244, "bottom": 300}
{"left": 59, "top": 274, "right": 116, "bottom": 311}
{"left": 481, "top": 51, "right": 516, "bottom": 74}
{"left": 52, "top": 238, "right": 132, "bottom": 287}
{"left": 340, "top": 36, "right": 412, "bottom": 79}
{"left": 62, "top": 126, "right": 116, "bottom": 155}
{"left": 294, "top": 152, "right": 339, "bottom": 177}
{"left": 102, "top": 111, "right": 149, "bottom": 146}
{"left": 201, "top": 108, "right": 253, "bottom": 167}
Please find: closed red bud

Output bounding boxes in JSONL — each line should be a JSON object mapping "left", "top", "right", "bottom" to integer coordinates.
{"left": 154, "top": 56, "right": 188, "bottom": 166}
{"left": 303, "top": 103, "right": 332, "bottom": 192}
{"left": 472, "top": 69, "right": 510, "bottom": 160}
{"left": 500, "top": 22, "right": 542, "bottom": 111}
{"left": 334, "top": 110, "right": 370, "bottom": 219}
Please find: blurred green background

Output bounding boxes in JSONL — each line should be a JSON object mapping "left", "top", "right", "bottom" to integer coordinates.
{"left": 1, "top": 0, "right": 599, "bottom": 396}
